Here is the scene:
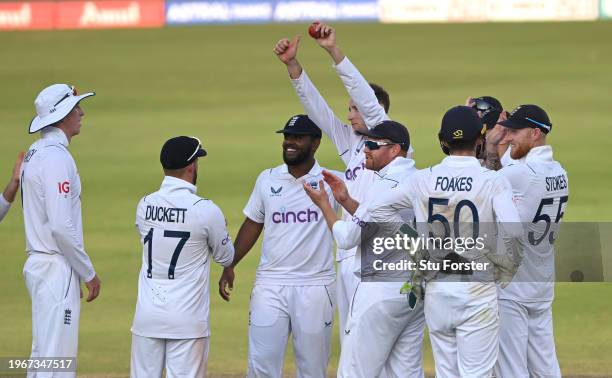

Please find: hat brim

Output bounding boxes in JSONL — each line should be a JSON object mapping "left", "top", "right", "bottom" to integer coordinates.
{"left": 275, "top": 129, "right": 321, "bottom": 137}
{"left": 29, "top": 92, "right": 95, "bottom": 134}
{"left": 498, "top": 119, "right": 530, "bottom": 130}
{"left": 195, "top": 148, "right": 207, "bottom": 158}
{"left": 361, "top": 129, "right": 406, "bottom": 146}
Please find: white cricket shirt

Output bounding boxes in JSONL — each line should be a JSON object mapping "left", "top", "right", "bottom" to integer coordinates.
{"left": 331, "top": 157, "right": 417, "bottom": 276}
{"left": 498, "top": 145, "right": 569, "bottom": 302}
{"left": 243, "top": 162, "right": 338, "bottom": 285}
{"left": 291, "top": 57, "right": 413, "bottom": 261}
{"left": 370, "top": 156, "right": 523, "bottom": 282}
{"left": 21, "top": 127, "right": 96, "bottom": 282}
{"left": 132, "top": 176, "right": 235, "bottom": 339}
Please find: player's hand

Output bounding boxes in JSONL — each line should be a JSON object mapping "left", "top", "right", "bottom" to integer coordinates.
{"left": 3, "top": 152, "right": 25, "bottom": 203}
{"left": 322, "top": 170, "right": 349, "bottom": 204}
{"left": 303, "top": 180, "right": 331, "bottom": 209}
{"left": 273, "top": 35, "right": 300, "bottom": 65}
{"left": 465, "top": 97, "right": 474, "bottom": 107}
{"left": 12, "top": 152, "right": 24, "bottom": 183}
{"left": 485, "top": 124, "right": 507, "bottom": 153}
{"left": 312, "top": 23, "right": 336, "bottom": 50}
{"left": 84, "top": 275, "right": 101, "bottom": 302}
{"left": 219, "top": 267, "right": 235, "bottom": 302}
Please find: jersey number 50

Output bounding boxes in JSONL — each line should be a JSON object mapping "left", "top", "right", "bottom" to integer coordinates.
{"left": 428, "top": 198, "right": 479, "bottom": 239}
{"left": 143, "top": 228, "right": 191, "bottom": 279}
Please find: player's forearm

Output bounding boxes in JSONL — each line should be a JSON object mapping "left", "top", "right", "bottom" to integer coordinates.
{"left": 231, "top": 219, "right": 263, "bottom": 267}
{"left": 319, "top": 201, "right": 340, "bottom": 231}
{"left": 325, "top": 46, "right": 345, "bottom": 65}
{"left": 52, "top": 229, "right": 96, "bottom": 282}
{"left": 2, "top": 177, "right": 19, "bottom": 203}
{"left": 286, "top": 59, "right": 303, "bottom": 80}
{"left": 339, "top": 196, "right": 359, "bottom": 215}
{"left": 485, "top": 151, "right": 502, "bottom": 171}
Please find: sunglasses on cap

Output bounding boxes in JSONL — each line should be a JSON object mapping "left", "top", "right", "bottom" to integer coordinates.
{"left": 365, "top": 140, "right": 398, "bottom": 150}
{"left": 53, "top": 85, "right": 78, "bottom": 107}
{"left": 471, "top": 98, "right": 500, "bottom": 116}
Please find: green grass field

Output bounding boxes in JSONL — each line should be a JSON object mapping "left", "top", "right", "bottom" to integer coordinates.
{"left": 1, "top": 21, "right": 611, "bottom": 376}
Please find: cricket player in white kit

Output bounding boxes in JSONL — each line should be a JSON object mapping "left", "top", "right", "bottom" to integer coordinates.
{"left": 21, "top": 84, "right": 101, "bottom": 377}
{"left": 131, "top": 136, "right": 235, "bottom": 378}
{"left": 494, "top": 105, "right": 568, "bottom": 378}
{"left": 0, "top": 152, "right": 24, "bottom": 223}
{"left": 304, "top": 121, "right": 426, "bottom": 378}
{"left": 370, "top": 106, "right": 523, "bottom": 378}
{"left": 274, "top": 22, "right": 413, "bottom": 341}
{"left": 218, "top": 115, "right": 338, "bottom": 378}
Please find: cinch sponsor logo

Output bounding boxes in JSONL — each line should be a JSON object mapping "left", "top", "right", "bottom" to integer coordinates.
{"left": 272, "top": 208, "right": 319, "bottom": 224}
{"left": 345, "top": 161, "right": 365, "bottom": 181}
{"left": 0, "top": 4, "right": 31, "bottom": 28}
{"left": 79, "top": 2, "right": 140, "bottom": 26}
{"left": 351, "top": 214, "right": 368, "bottom": 228}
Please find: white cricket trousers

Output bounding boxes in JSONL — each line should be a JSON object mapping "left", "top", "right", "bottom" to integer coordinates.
{"left": 425, "top": 281, "right": 499, "bottom": 378}
{"left": 23, "top": 253, "right": 80, "bottom": 378}
{"left": 336, "top": 255, "right": 359, "bottom": 346}
{"left": 130, "top": 335, "right": 209, "bottom": 378}
{"left": 247, "top": 283, "right": 335, "bottom": 378}
{"left": 495, "top": 299, "right": 561, "bottom": 378}
{"left": 337, "top": 282, "right": 426, "bottom": 378}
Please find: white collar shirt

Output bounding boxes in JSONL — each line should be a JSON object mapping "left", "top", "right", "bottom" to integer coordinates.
{"left": 243, "top": 161, "right": 339, "bottom": 285}
{"left": 21, "top": 127, "right": 96, "bottom": 282}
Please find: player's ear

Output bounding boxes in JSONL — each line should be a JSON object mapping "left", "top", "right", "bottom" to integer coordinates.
{"left": 311, "top": 136, "right": 321, "bottom": 152}
{"left": 438, "top": 133, "right": 450, "bottom": 155}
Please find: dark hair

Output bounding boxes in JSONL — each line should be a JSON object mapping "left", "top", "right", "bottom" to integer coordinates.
{"left": 369, "top": 83, "right": 390, "bottom": 113}
{"left": 446, "top": 138, "right": 482, "bottom": 154}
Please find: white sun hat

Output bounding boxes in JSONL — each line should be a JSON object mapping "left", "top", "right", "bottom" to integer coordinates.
{"left": 29, "top": 84, "right": 95, "bottom": 134}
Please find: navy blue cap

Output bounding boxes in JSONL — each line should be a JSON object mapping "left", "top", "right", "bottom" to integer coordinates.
{"left": 160, "top": 136, "right": 207, "bottom": 170}
{"left": 439, "top": 106, "right": 485, "bottom": 143}
{"left": 499, "top": 104, "right": 552, "bottom": 134}
{"left": 276, "top": 114, "right": 322, "bottom": 138}
{"left": 361, "top": 120, "right": 410, "bottom": 151}
{"left": 471, "top": 96, "right": 503, "bottom": 130}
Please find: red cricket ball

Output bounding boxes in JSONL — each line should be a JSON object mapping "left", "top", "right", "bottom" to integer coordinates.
{"left": 308, "top": 22, "right": 320, "bottom": 39}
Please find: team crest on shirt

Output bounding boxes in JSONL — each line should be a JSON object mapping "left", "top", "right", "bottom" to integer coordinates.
{"left": 270, "top": 186, "right": 283, "bottom": 197}
{"left": 64, "top": 309, "right": 72, "bottom": 325}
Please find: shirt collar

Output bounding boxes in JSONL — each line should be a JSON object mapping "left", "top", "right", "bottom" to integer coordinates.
{"left": 160, "top": 176, "right": 197, "bottom": 194}
{"left": 41, "top": 126, "right": 69, "bottom": 147}
{"left": 441, "top": 155, "right": 482, "bottom": 168}
{"left": 377, "top": 157, "right": 416, "bottom": 177}
{"left": 523, "top": 145, "right": 553, "bottom": 164}
{"left": 279, "top": 160, "right": 323, "bottom": 180}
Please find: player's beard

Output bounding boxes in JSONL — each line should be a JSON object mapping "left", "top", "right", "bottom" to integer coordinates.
{"left": 283, "top": 147, "right": 311, "bottom": 166}
{"left": 192, "top": 169, "right": 198, "bottom": 186}
{"left": 510, "top": 142, "right": 529, "bottom": 160}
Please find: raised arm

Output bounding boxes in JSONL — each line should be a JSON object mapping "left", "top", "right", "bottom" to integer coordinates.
{"left": 274, "top": 35, "right": 356, "bottom": 164}
{"left": 313, "top": 23, "right": 388, "bottom": 129}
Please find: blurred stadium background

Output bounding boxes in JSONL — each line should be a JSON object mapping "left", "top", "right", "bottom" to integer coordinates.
{"left": 1, "top": 0, "right": 611, "bottom": 376}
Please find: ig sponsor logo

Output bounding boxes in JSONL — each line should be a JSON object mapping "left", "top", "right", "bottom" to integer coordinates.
{"left": 58, "top": 181, "right": 70, "bottom": 195}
